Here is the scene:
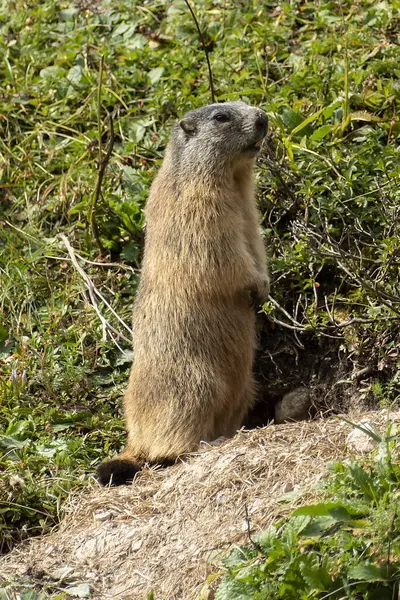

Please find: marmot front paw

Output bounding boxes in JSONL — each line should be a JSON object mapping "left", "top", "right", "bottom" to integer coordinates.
{"left": 248, "top": 279, "right": 269, "bottom": 307}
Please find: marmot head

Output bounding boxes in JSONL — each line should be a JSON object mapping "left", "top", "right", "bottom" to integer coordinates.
{"left": 169, "top": 101, "right": 268, "bottom": 177}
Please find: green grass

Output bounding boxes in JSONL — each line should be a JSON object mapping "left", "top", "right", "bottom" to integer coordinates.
{"left": 214, "top": 423, "right": 400, "bottom": 599}
{"left": 0, "top": 0, "right": 400, "bottom": 574}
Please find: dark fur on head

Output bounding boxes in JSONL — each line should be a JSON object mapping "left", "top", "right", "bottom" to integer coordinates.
{"left": 97, "top": 458, "right": 141, "bottom": 486}
{"left": 170, "top": 101, "right": 268, "bottom": 178}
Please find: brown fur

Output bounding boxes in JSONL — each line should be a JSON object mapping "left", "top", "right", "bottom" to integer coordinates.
{"left": 98, "top": 102, "right": 269, "bottom": 485}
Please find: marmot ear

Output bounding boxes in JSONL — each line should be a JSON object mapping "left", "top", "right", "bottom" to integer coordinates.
{"left": 179, "top": 118, "right": 197, "bottom": 136}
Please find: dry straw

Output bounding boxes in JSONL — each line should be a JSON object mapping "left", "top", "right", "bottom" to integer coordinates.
{"left": 1, "top": 410, "right": 396, "bottom": 599}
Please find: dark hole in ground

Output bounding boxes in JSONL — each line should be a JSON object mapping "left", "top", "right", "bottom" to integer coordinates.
{"left": 243, "top": 318, "right": 356, "bottom": 429}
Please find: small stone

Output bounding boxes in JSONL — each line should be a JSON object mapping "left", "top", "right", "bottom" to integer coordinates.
{"left": 282, "top": 482, "right": 294, "bottom": 493}
{"left": 197, "top": 582, "right": 215, "bottom": 600}
{"left": 130, "top": 538, "right": 143, "bottom": 552}
{"left": 346, "top": 420, "right": 379, "bottom": 453}
{"left": 275, "top": 388, "right": 311, "bottom": 424}
{"left": 9, "top": 475, "right": 25, "bottom": 489}
{"left": 65, "top": 583, "right": 91, "bottom": 598}
{"left": 49, "top": 566, "right": 75, "bottom": 581}
{"left": 199, "top": 436, "right": 227, "bottom": 449}
{"left": 93, "top": 510, "right": 114, "bottom": 522}
{"left": 215, "top": 491, "right": 228, "bottom": 505}
{"left": 247, "top": 498, "right": 263, "bottom": 513}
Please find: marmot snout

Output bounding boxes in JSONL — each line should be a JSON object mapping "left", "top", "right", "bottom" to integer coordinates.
{"left": 98, "top": 102, "right": 269, "bottom": 486}
{"left": 250, "top": 112, "right": 268, "bottom": 150}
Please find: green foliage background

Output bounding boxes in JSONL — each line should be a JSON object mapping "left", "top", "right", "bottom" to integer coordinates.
{"left": 0, "top": 0, "right": 399, "bottom": 575}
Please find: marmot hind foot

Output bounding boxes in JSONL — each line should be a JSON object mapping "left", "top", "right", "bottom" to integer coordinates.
{"left": 97, "top": 458, "right": 141, "bottom": 486}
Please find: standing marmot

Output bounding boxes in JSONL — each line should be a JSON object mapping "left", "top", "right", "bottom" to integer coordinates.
{"left": 98, "top": 101, "right": 269, "bottom": 486}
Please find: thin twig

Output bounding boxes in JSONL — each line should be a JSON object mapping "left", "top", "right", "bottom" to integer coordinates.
{"left": 59, "top": 234, "right": 132, "bottom": 346}
{"left": 386, "top": 511, "right": 397, "bottom": 568}
{"left": 328, "top": 315, "right": 400, "bottom": 328}
{"left": 81, "top": 289, "right": 125, "bottom": 354}
{"left": 44, "top": 254, "right": 138, "bottom": 274}
{"left": 89, "top": 109, "right": 115, "bottom": 256}
{"left": 244, "top": 504, "right": 263, "bottom": 553}
{"left": 3, "top": 220, "right": 38, "bottom": 241}
{"left": 338, "top": 0, "right": 349, "bottom": 123}
{"left": 269, "top": 316, "right": 306, "bottom": 333}
{"left": 2, "top": 221, "right": 138, "bottom": 274}
{"left": 183, "top": 0, "right": 216, "bottom": 103}
{"left": 268, "top": 295, "right": 305, "bottom": 328}
{"left": 291, "top": 144, "right": 343, "bottom": 179}
{"left": 97, "top": 56, "right": 104, "bottom": 161}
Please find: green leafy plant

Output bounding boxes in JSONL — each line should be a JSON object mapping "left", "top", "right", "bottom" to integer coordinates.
{"left": 214, "top": 427, "right": 400, "bottom": 599}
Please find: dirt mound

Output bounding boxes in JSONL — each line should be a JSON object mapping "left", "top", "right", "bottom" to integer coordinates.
{"left": 1, "top": 411, "right": 395, "bottom": 600}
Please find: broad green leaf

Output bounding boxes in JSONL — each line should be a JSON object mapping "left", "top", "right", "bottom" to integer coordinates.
{"left": 6, "top": 420, "right": 32, "bottom": 436}
{"left": 0, "top": 435, "right": 30, "bottom": 450}
{"left": 349, "top": 111, "right": 381, "bottom": 123}
{"left": 67, "top": 65, "right": 83, "bottom": 87}
{"left": 59, "top": 7, "right": 79, "bottom": 20}
{"left": 131, "top": 122, "right": 147, "bottom": 143}
{"left": 121, "top": 242, "right": 140, "bottom": 263}
{"left": 68, "top": 200, "right": 88, "bottom": 215}
{"left": 348, "top": 564, "right": 388, "bottom": 582}
{"left": 348, "top": 463, "right": 381, "bottom": 501}
{"left": 328, "top": 506, "right": 355, "bottom": 521}
{"left": 310, "top": 125, "right": 331, "bottom": 141}
{"left": 148, "top": 67, "right": 164, "bottom": 84}
{"left": 322, "top": 99, "right": 342, "bottom": 119}
{"left": 300, "top": 564, "right": 332, "bottom": 591}
{"left": 112, "top": 22, "right": 135, "bottom": 38}
{"left": 299, "top": 516, "right": 338, "bottom": 538}
{"left": 121, "top": 165, "right": 138, "bottom": 185}
{"left": 292, "top": 502, "right": 357, "bottom": 519}
{"left": 126, "top": 33, "right": 147, "bottom": 49}
{"left": 40, "top": 66, "right": 65, "bottom": 80}
{"left": 214, "top": 577, "right": 254, "bottom": 600}
{"left": 280, "top": 107, "right": 304, "bottom": 131}
{"left": 0, "top": 324, "right": 8, "bottom": 342}
{"left": 289, "top": 106, "right": 326, "bottom": 137}
{"left": 36, "top": 439, "right": 68, "bottom": 457}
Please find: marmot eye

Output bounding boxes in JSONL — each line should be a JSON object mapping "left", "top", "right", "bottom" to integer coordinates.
{"left": 213, "top": 113, "right": 231, "bottom": 123}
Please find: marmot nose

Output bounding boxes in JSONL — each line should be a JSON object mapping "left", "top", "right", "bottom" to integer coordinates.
{"left": 255, "top": 112, "right": 268, "bottom": 138}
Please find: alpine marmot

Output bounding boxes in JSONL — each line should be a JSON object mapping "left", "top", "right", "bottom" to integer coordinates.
{"left": 98, "top": 101, "right": 269, "bottom": 485}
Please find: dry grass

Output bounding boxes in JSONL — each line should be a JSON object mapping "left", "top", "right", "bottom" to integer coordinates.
{"left": 1, "top": 410, "right": 396, "bottom": 600}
